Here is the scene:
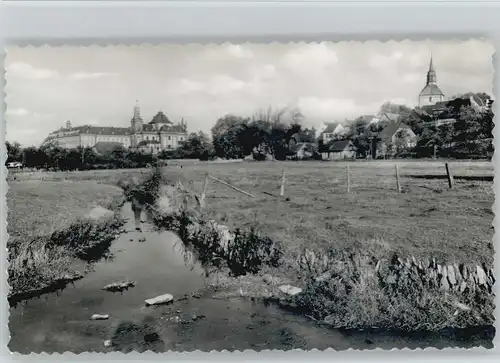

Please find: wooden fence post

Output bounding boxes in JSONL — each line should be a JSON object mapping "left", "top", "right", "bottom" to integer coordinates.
{"left": 346, "top": 164, "right": 351, "bottom": 193}
{"left": 280, "top": 170, "right": 286, "bottom": 197}
{"left": 208, "top": 174, "right": 255, "bottom": 198}
{"left": 395, "top": 164, "right": 401, "bottom": 193}
{"left": 445, "top": 163, "right": 454, "bottom": 189}
{"left": 200, "top": 172, "right": 209, "bottom": 207}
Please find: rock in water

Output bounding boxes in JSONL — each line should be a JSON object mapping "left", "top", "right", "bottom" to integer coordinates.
{"left": 86, "top": 206, "right": 114, "bottom": 222}
{"left": 103, "top": 281, "right": 136, "bottom": 292}
{"left": 476, "top": 266, "right": 486, "bottom": 285}
{"left": 278, "top": 285, "right": 302, "bottom": 296}
{"left": 145, "top": 293, "right": 174, "bottom": 306}
{"left": 104, "top": 340, "right": 112, "bottom": 347}
{"left": 91, "top": 314, "right": 109, "bottom": 320}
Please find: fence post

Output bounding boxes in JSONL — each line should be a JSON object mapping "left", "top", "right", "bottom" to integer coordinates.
{"left": 200, "top": 172, "right": 209, "bottom": 207}
{"left": 346, "top": 164, "right": 351, "bottom": 193}
{"left": 395, "top": 164, "right": 401, "bottom": 193}
{"left": 445, "top": 163, "right": 454, "bottom": 189}
{"left": 280, "top": 169, "right": 286, "bottom": 197}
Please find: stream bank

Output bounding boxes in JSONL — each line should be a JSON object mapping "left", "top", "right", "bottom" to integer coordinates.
{"left": 9, "top": 203, "right": 493, "bottom": 353}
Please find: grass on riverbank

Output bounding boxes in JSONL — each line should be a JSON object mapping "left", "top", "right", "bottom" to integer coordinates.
{"left": 7, "top": 181, "right": 126, "bottom": 303}
{"left": 136, "top": 161, "right": 494, "bottom": 332}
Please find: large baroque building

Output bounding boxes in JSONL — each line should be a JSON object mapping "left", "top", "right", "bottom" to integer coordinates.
{"left": 418, "top": 56, "right": 445, "bottom": 107}
{"left": 42, "top": 102, "right": 188, "bottom": 154}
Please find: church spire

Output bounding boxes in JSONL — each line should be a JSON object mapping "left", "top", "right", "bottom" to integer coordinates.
{"left": 131, "top": 100, "right": 143, "bottom": 132}
{"left": 133, "top": 100, "right": 141, "bottom": 119}
{"left": 426, "top": 54, "right": 437, "bottom": 85}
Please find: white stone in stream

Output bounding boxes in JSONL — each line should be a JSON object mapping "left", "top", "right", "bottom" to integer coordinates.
{"left": 145, "top": 293, "right": 174, "bottom": 306}
{"left": 86, "top": 206, "right": 114, "bottom": 222}
{"left": 453, "top": 301, "right": 471, "bottom": 311}
{"left": 104, "top": 340, "right": 112, "bottom": 348}
{"left": 476, "top": 266, "right": 486, "bottom": 285}
{"left": 278, "top": 285, "right": 302, "bottom": 296}
{"left": 447, "top": 265, "right": 456, "bottom": 286}
{"left": 91, "top": 314, "right": 109, "bottom": 320}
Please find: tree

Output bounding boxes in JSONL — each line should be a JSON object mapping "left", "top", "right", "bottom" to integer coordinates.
{"left": 179, "top": 132, "right": 214, "bottom": 160}
{"left": 23, "top": 146, "right": 48, "bottom": 169}
{"left": 211, "top": 115, "right": 249, "bottom": 158}
{"left": 393, "top": 129, "right": 415, "bottom": 157}
{"left": 252, "top": 105, "right": 304, "bottom": 125}
{"left": 379, "top": 102, "right": 412, "bottom": 117}
{"left": 6, "top": 141, "right": 22, "bottom": 163}
{"left": 453, "top": 105, "right": 492, "bottom": 157}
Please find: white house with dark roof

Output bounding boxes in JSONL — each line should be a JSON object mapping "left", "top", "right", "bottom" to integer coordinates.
{"left": 418, "top": 56, "right": 445, "bottom": 107}
{"left": 42, "top": 102, "right": 188, "bottom": 153}
{"left": 317, "top": 122, "right": 347, "bottom": 144}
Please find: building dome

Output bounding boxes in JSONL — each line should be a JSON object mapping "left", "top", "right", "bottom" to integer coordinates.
{"left": 149, "top": 111, "right": 172, "bottom": 125}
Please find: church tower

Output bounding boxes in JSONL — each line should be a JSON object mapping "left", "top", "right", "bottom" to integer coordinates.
{"left": 418, "top": 55, "right": 445, "bottom": 107}
{"left": 130, "top": 100, "right": 143, "bottom": 132}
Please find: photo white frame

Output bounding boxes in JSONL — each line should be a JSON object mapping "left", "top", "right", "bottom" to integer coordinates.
{"left": 1, "top": 1, "right": 499, "bottom": 362}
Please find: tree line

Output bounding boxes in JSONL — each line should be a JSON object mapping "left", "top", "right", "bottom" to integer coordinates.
{"left": 5, "top": 96, "right": 494, "bottom": 170}
{"left": 343, "top": 95, "right": 494, "bottom": 159}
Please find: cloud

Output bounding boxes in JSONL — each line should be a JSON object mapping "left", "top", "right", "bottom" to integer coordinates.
{"left": 225, "top": 44, "right": 254, "bottom": 59}
{"left": 368, "top": 51, "right": 405, "bottom": 69}
{"left": 6, "top": 108, "right": 30, "bottom": 116}
{"left": 201, "top": 44, "right": 254, "bottom": 61}
{"left": 5, "top": 107, "right": 55, "bottom": 120}
{"left": 6, "top": 62, "right": 60, "bottom": 80}
{"left": 68, "top": 72, "right": 119, "bottom": 80}
{"left": 283, "top": 43, "right": 338, "bottom": 71}
{"left": 171, "top": 74, "right": 263, "bottom": 97}
{"left": 5, "top": 40, "right": 494, "bottom": 147}
{"left": 297, "top": 97, "right": 358, "bottom": 120}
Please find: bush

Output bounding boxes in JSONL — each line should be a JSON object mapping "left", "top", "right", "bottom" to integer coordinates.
{"left": 293, "top": 248, "right": 495, "bottom": 331}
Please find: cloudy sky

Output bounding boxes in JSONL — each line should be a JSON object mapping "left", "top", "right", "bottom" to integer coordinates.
{"left": 5, "top": 39, "right": 495, "bottom": 146}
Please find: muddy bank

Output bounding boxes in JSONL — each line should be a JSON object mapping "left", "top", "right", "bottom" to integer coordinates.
{"left": 144, "top": 179, "right": 494, "bottom": 337}
{"left": 9, "top": 204, "right": 493, "bottom": 353}
{"left": 8, "top": 196, "right": 126, "bottom": 307}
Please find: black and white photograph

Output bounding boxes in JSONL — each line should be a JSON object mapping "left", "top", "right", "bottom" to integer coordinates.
{"left": 4, "top": 40, "right": 495, "bottom": 353}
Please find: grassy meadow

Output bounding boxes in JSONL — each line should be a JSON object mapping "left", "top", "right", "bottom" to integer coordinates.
{"left": 7, "top": 180, "right": 125, "bottom": 302}
{"left": 176, "top": 160, "right": 494, "bottom": 267}
{"left": 9, "top": 160, "right": 494, "bottom": 266}
{"left": 7, "top": 160, "right": 494, "bottom": 328}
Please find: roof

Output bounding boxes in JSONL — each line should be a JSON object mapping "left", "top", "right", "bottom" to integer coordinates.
{"left": 328, "top": 139, "right": 353, "bottom": 152}
{"left": 149, "top": 111, "right": 172, "bottom": 125}
{"left": 137, "top": 140, "right": 160, "bottom": 147}
{"left": 49, "top": 125, "right": 132, "bottom": 136}
{"left": 420, "top": 101, "right": 448, "bottom": 116}
{"left": 290, "top": 142, "right": 318, "bottom": 154}
{"left": 419, "top": 83, "right": 444, "bottom": 97}
{"left": 161, "top": 125, "right": 186, "bottom": 133}
{"left": 322, "top": 122, "right": 341, "bottom": 134}
{"left": 142, "top": 124, "right": 155, "bottom": 132}
{"left": 359, "top": 115, "right": 375, "bottom": 123}
{"left": 378, "top": 121, "right": 412, "bottom": 141}
{"left": 379, "top": 112, "right": 400, "bottom": 122}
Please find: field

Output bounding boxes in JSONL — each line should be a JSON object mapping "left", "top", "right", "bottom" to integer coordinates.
{"left": 10, "top": 160, "right": 494, "bottom": 266}
{"left": 7, "top": 180, "right": 125, "bottom": 301}
{"left": 7, "top": 181, "right": 124, "bottom": 241}
{"left": 7, "top": 159, "right": 495, "bottom": 334}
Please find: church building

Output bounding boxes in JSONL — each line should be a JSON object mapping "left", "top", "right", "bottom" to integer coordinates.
{"left": 42, "top": 102, "right": 188, "bottom": 154}
{"left": 418, "top": 56, "right": 445, "bottom": 107}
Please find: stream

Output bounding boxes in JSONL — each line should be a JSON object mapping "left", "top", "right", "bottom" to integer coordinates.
{"left": 8, "top": 204, "right": 493, "bottom": 353}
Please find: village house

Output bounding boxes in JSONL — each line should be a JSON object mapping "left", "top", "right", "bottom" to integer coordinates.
{"left": 316, "top": 122, "right": 347, "bottom": 144}
{"left": 288, "top": 142, "right": 320, "bottom": 160}
{"left": 322, "top": 139, "right": 357, "bottom": 161}
{"left": 375, "top": 121, "right": 417, "bottom": 158}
